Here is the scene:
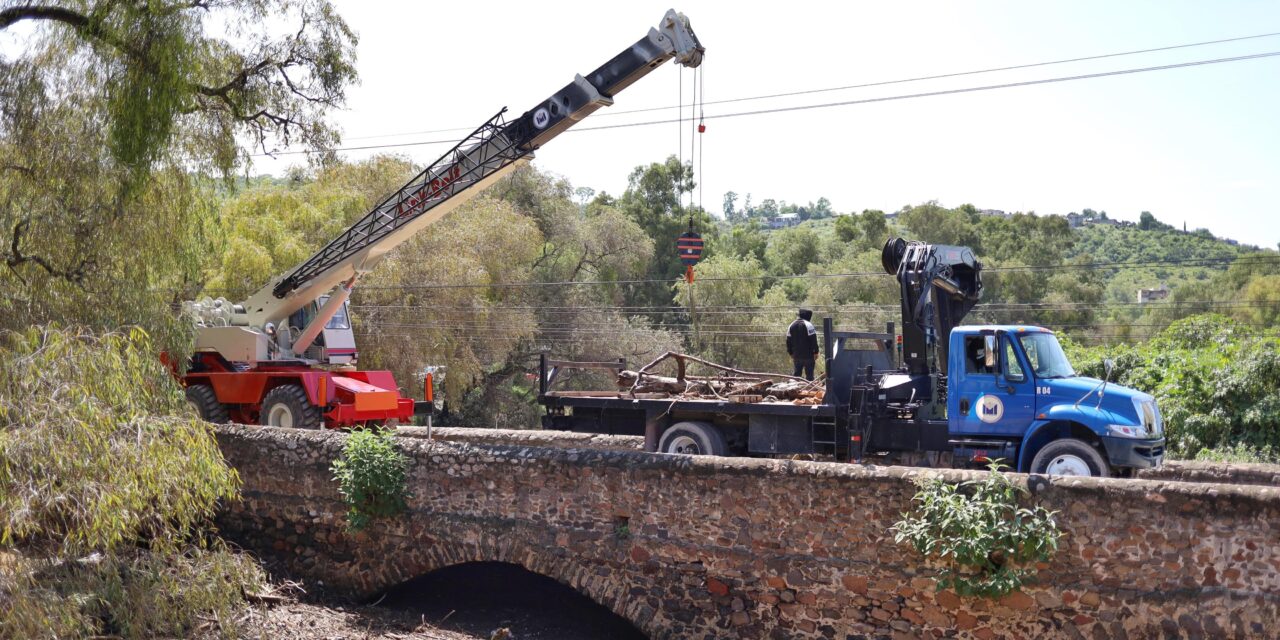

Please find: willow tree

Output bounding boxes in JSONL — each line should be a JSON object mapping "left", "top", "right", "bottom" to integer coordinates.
{"left": 0, "top": 0, "right": 357, "bottom": 349}
{"left": 0, "top": 2, "right": 357, "bottom": 636}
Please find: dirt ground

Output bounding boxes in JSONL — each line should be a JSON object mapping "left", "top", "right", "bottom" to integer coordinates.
{"left": 225, "top": 562, "right": 646, "bottom": 640}
{"left": 231, "top": 599, "right": 483, "bottom": 640}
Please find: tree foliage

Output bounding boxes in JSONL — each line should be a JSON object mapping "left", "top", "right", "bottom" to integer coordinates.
{"left": 1066, "top": 315, "right": 1280, "bottom": 461}
{"left": 0, "top": 2, "right": 355, "bottom": 635}
{"left": 0, "top": 0, "right": 357, "bottom": 174}
{"left": 0, "top": 326, "right": 260, "bottom": 638}
{"left": 1, "top": 0, "right": 359, "bottom": 356}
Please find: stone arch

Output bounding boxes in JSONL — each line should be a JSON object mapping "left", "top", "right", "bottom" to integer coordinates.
{"left": 352, "top": 520, "right": 659, "bottom": 635}
{"left": 376, "top": 561, "right": 646, "bottom": 638}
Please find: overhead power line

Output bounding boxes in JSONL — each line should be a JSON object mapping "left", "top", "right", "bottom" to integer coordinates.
{"left": 257, "top": 48, "right": 1280, "bottom": 157}
{"left": 183, "top": 253, "right": 1278, "bottom": 297}
{"left": 335, "top": 31, "right": 1280, "bottom": 142}
{"left": 349, "top": 299, "right": 1280, "bottom": 313}
{"left": 341, "top": 255, "right": 1280, "bottom": 292}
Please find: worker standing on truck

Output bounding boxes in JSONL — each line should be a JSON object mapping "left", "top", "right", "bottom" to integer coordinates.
{"left": 786, "top": 309, "right": 820, "bottom": 381}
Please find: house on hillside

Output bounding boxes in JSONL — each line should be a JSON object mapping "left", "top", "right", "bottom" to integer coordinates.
{"left": 1065, "top": 212, "right": 1085, "bottom": 228}
{"left": 767, "top": 213, "right": 799, "bottom": 229}
{"left": 1137, "top": 284, "right": 1170, "bottom": 304}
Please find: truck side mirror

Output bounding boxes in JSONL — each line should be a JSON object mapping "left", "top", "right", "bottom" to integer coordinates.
{"left": 983, "top": 335, "right": 997, "bottom": 369}
{"left": 1104, "top": 358, "right": 1115, "bottom": 380}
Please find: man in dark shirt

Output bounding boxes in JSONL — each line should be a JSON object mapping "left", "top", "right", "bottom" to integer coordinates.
{"left": 786, "top": 308, "right": 820, "bottom": 381}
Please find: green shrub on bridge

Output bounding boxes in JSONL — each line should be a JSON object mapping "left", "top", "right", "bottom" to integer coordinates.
{"left": 331, "top": 429, "right": 411, "bottom": 530}
{"left": 0, "top": 325, "right": 262, "bottom": 638}
{"left": 893, "top": 465, "right": 1061, "bottom": 598}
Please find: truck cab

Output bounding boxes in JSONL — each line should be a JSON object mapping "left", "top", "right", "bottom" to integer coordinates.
{"left": 947, "top": 325, "right": 1165, "bottom": 476}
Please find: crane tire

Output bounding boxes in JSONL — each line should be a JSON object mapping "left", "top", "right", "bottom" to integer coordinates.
{"left": 658, "top": 421, "right": 728, "bottom": 457}
{"left": 1030, "top": 438, "right": 1110, "bottom": 478}
{"left": 260, "top": 384, "right": 323, "bottom": 429}
{"left": 186, "top": 384, "right": 230, "bottom": 424}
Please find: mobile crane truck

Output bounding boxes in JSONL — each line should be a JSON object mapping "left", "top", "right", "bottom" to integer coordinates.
{"left": 178, "top": 10, "right": 704, "bottom": 429}
{"left": 539, "top": 238, "right": 1166, "bottom": 477}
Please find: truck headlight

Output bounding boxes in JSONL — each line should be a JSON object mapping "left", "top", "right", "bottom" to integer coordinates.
{"left": 1132, "top": 397, "right": 1163, "bottom": 436}
{"left": 1107, "top": 423, "right": 1149, "bottom": 439}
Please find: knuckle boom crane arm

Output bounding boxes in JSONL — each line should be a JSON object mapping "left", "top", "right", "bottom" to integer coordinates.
{"left": 880, "top": 237, "right": 983, "bottom": 377}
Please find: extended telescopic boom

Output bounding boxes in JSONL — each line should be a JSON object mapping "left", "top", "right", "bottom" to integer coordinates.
{"left": 193, "top": 10, "right": 704, "bottom": 347}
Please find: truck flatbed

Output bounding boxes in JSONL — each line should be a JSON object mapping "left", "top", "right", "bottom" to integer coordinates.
{"left": 542, "top": 391, "right": 839, "bottom": 417}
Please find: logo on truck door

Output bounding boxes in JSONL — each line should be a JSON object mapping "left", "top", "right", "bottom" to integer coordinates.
{"left": 976, "top": 394, "right": 1004, "bottom": 423}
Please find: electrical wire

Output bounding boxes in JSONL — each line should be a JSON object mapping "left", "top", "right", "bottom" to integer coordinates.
{"left": 333, "top": 31, "right": 1280, "bottom": 142}
{"left": 252, "top": 48, "right": 1280, "bottom": 157}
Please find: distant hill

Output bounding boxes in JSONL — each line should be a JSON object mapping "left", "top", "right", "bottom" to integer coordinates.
{"left": 1067, "top": 224, "right": 1257, "bottom": 305}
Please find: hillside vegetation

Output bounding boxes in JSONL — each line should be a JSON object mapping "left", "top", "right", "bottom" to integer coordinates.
{"left": 197, "top": 157, "right": 1280, "bottom": 460}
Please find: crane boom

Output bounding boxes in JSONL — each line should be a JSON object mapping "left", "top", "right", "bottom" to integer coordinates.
{"left": 179, "top": 9, "right": 705, "bottom": 431}
{"left": 218, "top": 9, "right": 704, "bottom": 332}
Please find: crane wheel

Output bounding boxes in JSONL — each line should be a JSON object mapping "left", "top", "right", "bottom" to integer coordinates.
{"left": 261, "top": 384, "right": 323, "bottom": 429}
{"left": 186, "top": 384, "right": 230, "bottom": 424}
{"left": 658, "top": 421, "right": 728, "bottom": 456}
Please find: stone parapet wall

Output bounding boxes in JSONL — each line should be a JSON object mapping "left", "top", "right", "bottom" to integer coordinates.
{"left": 215, "top": 425, "right": 1280, "bottom": 639}
{"left": 394, "top": 426, "right": 644, "bottom": 452}
{"left": 394, "top": 426, "right": 1280, "bottom": 487}
{"left": 1138, "top": 460, "right": 1280, "bottom": 487}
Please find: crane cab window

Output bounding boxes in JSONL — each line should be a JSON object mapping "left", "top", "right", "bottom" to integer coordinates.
{"left": 323, "top": 297, "right": 351, "bottom": 329}
{"left": 964, "top": 336, "right": 996, "bottom": 374}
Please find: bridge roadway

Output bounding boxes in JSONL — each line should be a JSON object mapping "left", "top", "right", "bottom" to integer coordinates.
{"left": 214, "top": 424, "right": 1280, "bottom": 639}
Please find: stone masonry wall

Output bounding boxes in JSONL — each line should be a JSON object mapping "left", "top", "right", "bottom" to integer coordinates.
{"left": 1138, "top": 460, "right": 1280, "bottom": 487}
{"left": 394, "top": 426, "right": 644, "bottom": 452}
{"left": 215, "top": 425, "right": 1280, "bottom": 639}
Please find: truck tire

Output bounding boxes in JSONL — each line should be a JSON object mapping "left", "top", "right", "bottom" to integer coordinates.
{"left": 260, "top": 384, "right": 323, "bottom": 429}
{"left": 1030, "top": 438, "right": 1109, "bottom": 477}
{"left": 185, "top": 384, "right": 229, "bottom": 424}
{"left": 658, "top": 421, "right": 728, "bottom": 456}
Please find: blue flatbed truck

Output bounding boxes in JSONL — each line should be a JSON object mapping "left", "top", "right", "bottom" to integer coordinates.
{"left": 539, "top": 238, "right": 1165, "bottom": 477}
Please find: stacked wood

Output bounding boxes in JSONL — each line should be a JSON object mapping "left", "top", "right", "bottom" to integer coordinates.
{"left": 615, "top": 370, "right": 824, "bottom": 402}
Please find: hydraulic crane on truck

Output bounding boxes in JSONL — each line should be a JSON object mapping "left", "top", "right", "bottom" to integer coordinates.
{"left": 872, "top": 236, "right": 984, "bottom": 423}
{"left": 541, "top": 236, "right": 1164, "bottom": 477}
{"left": 180, "top": 9, "right": 704, "bottom": 429}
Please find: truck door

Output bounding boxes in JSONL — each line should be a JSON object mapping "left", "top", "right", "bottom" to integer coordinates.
{"left": 992, "top": 332, "right": 1036, "bottom": 433}
{"left": 949, "top": 333, "right": 1001, "bottom": 436}
{"left": 951, "top": 332, "right": 1035, "bottom": 436}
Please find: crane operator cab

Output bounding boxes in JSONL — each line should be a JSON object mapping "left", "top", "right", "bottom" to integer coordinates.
{"left": 286, "top": 296, "right": 358, "bottom": 365}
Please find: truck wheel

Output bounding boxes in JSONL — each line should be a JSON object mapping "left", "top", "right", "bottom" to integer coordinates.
{"left": 1030, "top": 438, "right": 1109, "bottom": 477}
{"left": 185, "top": 384, "right": 229, "bottom": 424}
{"left": 658, "top": 421, "right": 728, "bottom": 456}
{"left": 260, "top": 384, "right": 323, "bottom": 429}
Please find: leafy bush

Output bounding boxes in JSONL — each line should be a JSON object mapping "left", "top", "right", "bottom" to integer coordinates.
{"left": 1067, "top": 314, "right": 1280, "bottom": 459}
{"left": 0, "top": 325, "right": 261, "bottom": 638}
{"left": 331, "top": 429, "right": 411, "bottom": 530}
{"left": 893, "top": 466, "right": 1061, "bottom": 598}
{"left": 1194, "top": 442, "right": 1280, "bottom": 464}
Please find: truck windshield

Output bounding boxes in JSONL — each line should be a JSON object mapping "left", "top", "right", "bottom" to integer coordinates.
{"left": 1018, "top": 333, "right": 1075, "bottom": 379}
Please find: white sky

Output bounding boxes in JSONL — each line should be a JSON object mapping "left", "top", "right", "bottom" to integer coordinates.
{"left": 7, "top": 1, "right": 1279, "bottom": 247}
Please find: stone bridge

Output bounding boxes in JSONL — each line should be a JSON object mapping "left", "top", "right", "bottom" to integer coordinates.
{"left": 214, "top": 425, "right": 1280, "bottom": 639}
